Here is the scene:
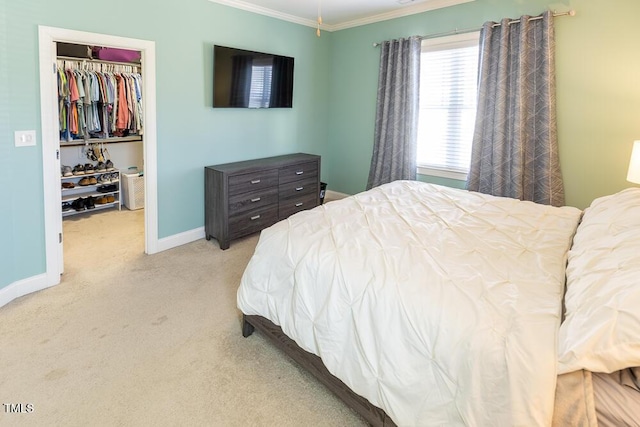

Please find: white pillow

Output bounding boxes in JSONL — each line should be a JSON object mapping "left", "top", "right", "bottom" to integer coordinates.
{"left": 558, "top": 188, "right": 640, "bottom": 374}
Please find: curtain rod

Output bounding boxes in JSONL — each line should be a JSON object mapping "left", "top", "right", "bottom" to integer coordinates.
{"left": 372, "top": 10, "right": 575, "bottom": 47}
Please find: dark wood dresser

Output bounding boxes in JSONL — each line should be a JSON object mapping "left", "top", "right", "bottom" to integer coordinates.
{"left": 205, "top": 153, "right": 321, "bottom": 249}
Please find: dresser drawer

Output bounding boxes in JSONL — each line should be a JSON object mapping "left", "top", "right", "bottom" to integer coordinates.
{"left": 279, "top": 192, "right": 318, "bottom": 219}
{"left": 279, "top": 161, "right": 318, "bottom": 185}
{"left": 279, "top": 176, "right": 318, "bottom": 201}
{"left": 229, "top": 187, "right": 278, "bottom": 215}
{"left": 229, "top": 170, "right": 278, "bottom": 195}
{"left": 229, "top": 205, "right": 279, "bottom": 239}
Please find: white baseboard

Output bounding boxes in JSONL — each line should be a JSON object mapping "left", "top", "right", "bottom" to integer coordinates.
{"left": 0, "top": 273, "right": 56, "bottom": 309}
{"left": 156, "top": 226, "right": 206, "bottom": 253}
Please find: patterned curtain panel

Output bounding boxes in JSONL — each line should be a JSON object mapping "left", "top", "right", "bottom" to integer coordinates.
{"left": 367, "top": 36, "right": 421, "bottom": 190}
{"left": 467, "top": 11, "right": 565, "bottom": 206}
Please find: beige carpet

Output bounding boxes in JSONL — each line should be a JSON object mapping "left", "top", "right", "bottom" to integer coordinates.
{"left": 0, "top": 208, "right": 365, "bottom": 426}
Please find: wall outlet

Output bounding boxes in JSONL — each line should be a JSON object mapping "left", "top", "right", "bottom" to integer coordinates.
{"left": 14, "top": 130, "right": 37, "bottom": 147}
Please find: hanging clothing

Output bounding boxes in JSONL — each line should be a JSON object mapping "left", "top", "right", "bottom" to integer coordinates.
{"left": 115, "top": 74, "right": 129, "bottom": 135}
{"left": 56, "top": 59, "right": 143, "bottom": 142}
{"left": 57, "top": 68, "right": 69, "bottom": 140}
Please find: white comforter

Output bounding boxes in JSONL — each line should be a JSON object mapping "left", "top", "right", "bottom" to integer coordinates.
{"left": 237, "top": 181, "right": 582, "bottom": 426}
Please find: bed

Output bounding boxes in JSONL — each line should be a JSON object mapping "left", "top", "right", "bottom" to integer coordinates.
{"left": 237, "top": 181, "right": 640, "bottom": 426}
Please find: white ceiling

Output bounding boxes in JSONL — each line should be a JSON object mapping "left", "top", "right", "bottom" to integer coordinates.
{"left": 208, "top": 0, "right": 474, "bottom": 31}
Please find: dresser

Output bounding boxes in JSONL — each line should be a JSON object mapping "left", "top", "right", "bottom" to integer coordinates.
{"left": 205, "top": 153, "right": 321, "bottom": 249}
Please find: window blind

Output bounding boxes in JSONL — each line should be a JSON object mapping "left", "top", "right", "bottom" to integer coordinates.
{"left": 417, "top": 34, "right": 479, "bottom": 178}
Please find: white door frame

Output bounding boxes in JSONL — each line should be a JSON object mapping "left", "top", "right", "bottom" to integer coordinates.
{"left": 38, "top": 25, "right": 159, "bottom": 289}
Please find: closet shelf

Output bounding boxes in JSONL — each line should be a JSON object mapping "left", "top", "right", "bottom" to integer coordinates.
{"left": 62, "top": 188, "right": 119, "bottom": 202}
{"left": 57, "top": 55, "right": 141, "bottom": 68}
{"left": 61, "top": 170, "right": 120, "bottom": 180}
{"left": 62, "top": 201, "right": 119, "bottom": 217}
{"left": 61, "top": 169, "right": 122, "bottom": 217}
{"left": 60, "top": 135, "right": 142, "bottom": 147}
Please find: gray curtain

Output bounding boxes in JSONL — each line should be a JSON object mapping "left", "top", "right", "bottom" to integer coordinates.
{"left": 467, "top": 11, "right": 565, "bottom": 206}
{"left": 366, "top": 36, "right": 421, "bottom": 190}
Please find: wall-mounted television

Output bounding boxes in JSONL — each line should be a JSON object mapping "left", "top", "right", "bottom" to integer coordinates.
{"left": 213, "top": 45, "right": 294, "bottom": 108}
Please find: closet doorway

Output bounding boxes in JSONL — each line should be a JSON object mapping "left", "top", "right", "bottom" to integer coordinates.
{"left": 38, "top": 26, "right": 159, "bottom": 289}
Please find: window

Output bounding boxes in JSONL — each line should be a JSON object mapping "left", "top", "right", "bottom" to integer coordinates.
{"left": 248, "top": 58, "right": 273, "bottom": 108}
{"left": 417, "top": 32, "right": 480, "bottom": 181}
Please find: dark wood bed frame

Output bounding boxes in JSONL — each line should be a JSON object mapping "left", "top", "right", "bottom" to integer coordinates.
{"left": 242, "top": 314, "right": 397, "bottom": 427}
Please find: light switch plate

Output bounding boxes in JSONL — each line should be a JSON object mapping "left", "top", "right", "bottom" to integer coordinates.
{"left": 15, "top": 130, "right": 37, "bottom": 147}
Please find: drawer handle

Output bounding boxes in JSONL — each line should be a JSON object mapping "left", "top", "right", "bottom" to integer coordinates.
{"left": 295, "top": 186, "right": 304, "bottom": 191}
{"left": 250, "top": 215, "right": 261, "bottom": 221}
{"left": 250, "top": 179, "right": 261, "bottom": 184}
{"left": 295, "top": 202, "right": 303, "bottom": 207}
{"left": 295, "top": 171, "right": 304, "bottom": 175}
{"left": 250, "top": 197, "right": 261, "bottom": 202}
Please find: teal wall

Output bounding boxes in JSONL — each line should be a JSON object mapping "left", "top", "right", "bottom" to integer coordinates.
{"left": 0, "top": 1, "right": 331, "bottom": 288}
{"left": 2, "top": 0, "right": 640, "bottom": 290}
{"left": 325, "top": 0, "right": 640, "bottom": 207}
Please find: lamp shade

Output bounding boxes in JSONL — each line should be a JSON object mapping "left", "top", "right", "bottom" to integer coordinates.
{"left": 627, "top": 140, "right": 640, "bottom": 184}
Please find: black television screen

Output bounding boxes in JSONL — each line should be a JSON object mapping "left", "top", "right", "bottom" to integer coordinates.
{"left": 213, "top": 45, "right": 294, "bottom": 108}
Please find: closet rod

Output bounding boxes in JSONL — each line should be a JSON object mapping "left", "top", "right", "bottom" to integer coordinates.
{"left": 56, "top": 55, "right": 141, "bottom": 68}
{"left": 372, "top": 10, "right": 575, "bottom": 47}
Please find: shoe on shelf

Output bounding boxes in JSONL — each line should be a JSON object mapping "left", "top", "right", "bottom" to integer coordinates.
{"left": 85, "top": 196, "right": 96, "bottom": 209}
{"left": 61, "top": 182, "right": 75, "bottom": 189}
{"left": 105, "top": 160, "right": 115, "bottom": 171}
{"left": 97, "top": 184, "right": 117, "bottom": 193}
{"left": 72, "top": 197, "right": 85, "bottom": 211}
{"left": 94, "top": 196, "right": 108, "bottom": 205}
{"left": 95, "top": 161, "right": 107, "bottom": 172}
{"left": 109, "top": 172, "right": 119, "bottom": 183}
{"left": 78, "top": 177, "right": 91, "bottom": 186}
{"left": 105, "top": 195, "right": 115, "bottom": 203}
{"left": 88, "top": 176, "right": 98, "bottom": 185}
{"left": 62, "top": 202, "right": 72, "bottom": 211}
{"left": 72, "top": 164, "right": 85, "bottom": 175}
{"left": 84, "top": 163, "right": 95, "bottom": 174}
{"left": 61, "top": 165, "right": 73, "bottom": 177}
{"left": 97, "top": 174, "right": 110, "bottom": 184}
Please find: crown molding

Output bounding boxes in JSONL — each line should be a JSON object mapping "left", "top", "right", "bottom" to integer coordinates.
{"left": 208, "top": 0, "right": 475, "bottom": 32}
{"left": 208, "top": 0, "right": 319, "bottom": 29}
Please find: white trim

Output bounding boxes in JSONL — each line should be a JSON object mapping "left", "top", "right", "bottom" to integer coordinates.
{"left": 421, "top": 30, "right": 481, "bottom": 50}
{"left": 156, "top": 227, "right": 206, "bottom": 253}
{"left": 38, "top": 27, "right": 64, "bottom": 288}
{"left": 139, "top": 45, "right": 160, "bottom": 255}
{"left": 208, "top": 0, "right": 319, "bottom": 29}
{"left": 207, "top": 0, "right": 474, "bottom": 32}
{"left": 0, "top": 274, "right": 53, "bottom": 309}
{"left": 35, "top": 26, "right": 159, "bottom": 306}
{"left": 417, "top": 166, "right": 467, "bottom": 181}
